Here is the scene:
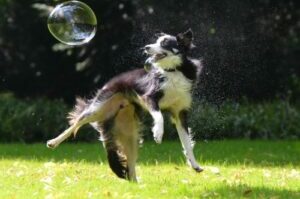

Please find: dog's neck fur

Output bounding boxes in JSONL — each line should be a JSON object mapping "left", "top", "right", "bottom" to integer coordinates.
{"left": 152, "top": 55, "right": 200, "bottom": 81}
{"left": 153, "top": 55, "right": 182, "bottom": 70}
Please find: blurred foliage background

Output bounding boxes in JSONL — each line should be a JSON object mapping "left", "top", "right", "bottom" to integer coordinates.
{"left": 0, "top": 0, "right": 299, "bottom": 142}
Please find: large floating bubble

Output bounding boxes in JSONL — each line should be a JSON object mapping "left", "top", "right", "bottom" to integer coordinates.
{"left": 48, "top": 1, "right": 97, "bottom": 45}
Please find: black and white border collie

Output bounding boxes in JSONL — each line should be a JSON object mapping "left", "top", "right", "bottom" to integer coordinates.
{"left": 47, "top": 29, "right": 203, "bottom": 181}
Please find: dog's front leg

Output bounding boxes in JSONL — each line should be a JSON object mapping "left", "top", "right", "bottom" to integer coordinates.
{"left": 143, "top": 96, "right": 164, "bottom": 144}
{"left": 174, "top": 110, "right": 203, "bottom": 172}
{"left": 149, "top": 110, "right": 164, "bottom": 144}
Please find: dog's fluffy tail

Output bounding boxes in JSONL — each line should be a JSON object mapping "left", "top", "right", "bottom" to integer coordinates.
{"left": 68, "top": 97, "right": 89, "bottom": 126}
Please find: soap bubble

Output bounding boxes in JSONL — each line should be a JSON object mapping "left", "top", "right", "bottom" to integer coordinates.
{"left": 48, "top": 1, "right": 97, "bottom": 45}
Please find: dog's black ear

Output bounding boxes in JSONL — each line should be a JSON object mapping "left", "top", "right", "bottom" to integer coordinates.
{"left": 176, "top": 28, "right": 194, "bottom": 49}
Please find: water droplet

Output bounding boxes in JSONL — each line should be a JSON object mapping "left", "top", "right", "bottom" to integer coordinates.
{"left": 118, "top": 3, "right": 124, "bottom": 10}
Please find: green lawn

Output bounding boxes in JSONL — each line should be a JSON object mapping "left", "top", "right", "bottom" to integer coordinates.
{"left": 0, "top": 140, "right": 299, "bottom": 199}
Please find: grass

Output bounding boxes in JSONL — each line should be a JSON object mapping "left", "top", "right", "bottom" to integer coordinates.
{"left": 0, "top": 140, "right": 299, "bottom": 199}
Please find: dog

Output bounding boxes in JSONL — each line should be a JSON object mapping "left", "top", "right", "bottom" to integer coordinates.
{"left": 47, "top": 29, "right": 203, "bottom": 181}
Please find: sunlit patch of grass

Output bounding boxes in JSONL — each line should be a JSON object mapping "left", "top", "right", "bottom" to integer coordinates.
{"left": 0, "top": 140, "right": 299, "bottom": 198}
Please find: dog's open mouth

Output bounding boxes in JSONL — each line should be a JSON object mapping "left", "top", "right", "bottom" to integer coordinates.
{"left": 153, "top": 53, "right": 167, "bottom": 61}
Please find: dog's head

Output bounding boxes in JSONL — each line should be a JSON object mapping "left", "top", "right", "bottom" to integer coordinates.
{"left": 144, "top": 29, "right": 195, "bottom": 69}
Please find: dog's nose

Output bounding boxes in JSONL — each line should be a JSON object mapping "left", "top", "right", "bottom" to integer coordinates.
{"left": 145, "top": 46, "right": 150, "bottom": 50}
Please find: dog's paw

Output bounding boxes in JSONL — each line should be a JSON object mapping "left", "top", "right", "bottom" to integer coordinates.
{"left": 187, "top": 160, "right": 203, "bottom": 172}
{"left": 152, "top": 124, "right": 164, "bottom": 144}
{"left": 191, "top": 164, "right": 204, "bottom": 173}
{"left": 194, "top": 166, "right": 204, "bottom": 173}
{"left": 46, "top": 139, "right": 58, "bottom": 149}
{"left": 154, "top": 136, "right": 162, "bottom": 144}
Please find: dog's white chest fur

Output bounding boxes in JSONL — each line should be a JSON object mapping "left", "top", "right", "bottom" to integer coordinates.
{"left": 159, "top": 71, "right": 192, "bottom": 111}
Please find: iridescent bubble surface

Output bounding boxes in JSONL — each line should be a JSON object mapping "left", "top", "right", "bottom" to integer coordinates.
{"left": 48, "top": 1, "right": 97, "bottom": 45}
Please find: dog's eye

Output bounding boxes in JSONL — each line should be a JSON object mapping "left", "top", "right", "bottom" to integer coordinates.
{"left": 160, "top": 39, "right": 168, "bottom": 47}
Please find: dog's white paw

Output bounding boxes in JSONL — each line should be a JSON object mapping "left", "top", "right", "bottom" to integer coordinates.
{"left": 152, "top": 124, "right": 163, "bottom": 144}
{"left": 47, "top": 139, "right": 59, "bottom": 149}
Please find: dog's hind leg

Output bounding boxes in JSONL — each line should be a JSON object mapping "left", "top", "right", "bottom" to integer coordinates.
{"left": 115, "top": 104, "right": 140, "bottom": 182}
{"left": 46, "top": 125, "right": 76, "bottom": 149}
{"left": 46, "top": 111, "right": 96, "bottom": 149}
{"left": 173, "top": 110, "right": 203, "bottom": 172}
{"left": 121, "top": 129, "right": 139, "bottom": 182}
{"left": 104, "top": 104, "right": 140, "bottom": 182}
{"left": 47, "top": 93, "right": 129, "bottom": 149}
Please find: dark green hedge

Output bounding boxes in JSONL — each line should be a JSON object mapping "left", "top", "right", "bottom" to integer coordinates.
{"left": 0, "top": 93, "right": 68, "bottom": 142}
{"left": 189, "top": 101, "right": 300, "bottom": 140}
{"left": 0, "top": 93, "right": 299, "bottom": 142}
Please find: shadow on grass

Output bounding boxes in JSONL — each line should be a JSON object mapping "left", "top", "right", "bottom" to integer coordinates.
{"left": 194, "top": 184, "right": 300, "bottom": 198}
{"left": 0, "top": 140, "right": 299, "bottom": 167}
